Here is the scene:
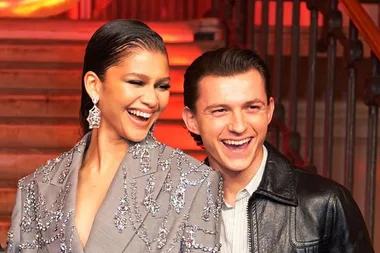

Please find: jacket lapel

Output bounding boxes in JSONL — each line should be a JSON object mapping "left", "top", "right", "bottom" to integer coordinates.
{"left": 84, "top": 138, "right": 170, "bottom": 253}
{"left": 255, "top": 142, "right": 298, "bottom": 206}
{"left": 39, "top": 137, "right": 88, "bottom": 253}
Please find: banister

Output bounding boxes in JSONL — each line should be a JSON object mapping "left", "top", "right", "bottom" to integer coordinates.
{"left": 339, "top": 0, "right": 380, "bottom": 59}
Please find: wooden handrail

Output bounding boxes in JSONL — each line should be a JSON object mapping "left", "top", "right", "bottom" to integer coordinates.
{"left": 339, "top": 0, "right": 380, "bottom": 59}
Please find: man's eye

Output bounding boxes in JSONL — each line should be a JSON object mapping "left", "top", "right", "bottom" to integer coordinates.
{"left": 248, "top": 105, "right": 261, "bottom": 110}
{"left": 212, "top": 109, "right": 226, "bottom": 114}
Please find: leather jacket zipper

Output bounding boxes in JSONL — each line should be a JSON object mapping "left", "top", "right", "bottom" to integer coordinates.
{"left": 247, "top": 194, "right": 255, "bottom": 252}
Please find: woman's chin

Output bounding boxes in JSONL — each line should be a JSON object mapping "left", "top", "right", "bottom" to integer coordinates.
{"left": 121, "top": 128, "right": 152, "bottom": 143}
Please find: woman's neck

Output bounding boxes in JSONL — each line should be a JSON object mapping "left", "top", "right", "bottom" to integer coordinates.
{"left": 81, "top": 129, "right": 130, "bottom": 174}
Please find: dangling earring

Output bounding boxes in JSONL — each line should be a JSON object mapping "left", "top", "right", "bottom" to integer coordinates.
{"left": 87, "top": 95, "right": 101, "bottom": 129}
{"left": 149, "top": 121, "right": 157, "bottom": 135}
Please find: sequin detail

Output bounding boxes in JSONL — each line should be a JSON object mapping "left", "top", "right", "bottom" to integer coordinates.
{"left": 114, "top": 142, "right": 224, "bottom": 252}
{"left": 8, "top": 133, "right": 223, "bottom": 252}
{"left": 128, "top": 133, "right": 159, "bottom": 174}
{"left": 10, "top": 140, "right": 85, "bottom": 252}
{"left": 6, "top": 230, "right": 14, "bottom": 252}
{"left": 143, "top": 175, "right": 160, "bottom": 216}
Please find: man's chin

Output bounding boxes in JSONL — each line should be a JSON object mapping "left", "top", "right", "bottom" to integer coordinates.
{"left": 219, "top": 158, "right": 252, "bottom": 174}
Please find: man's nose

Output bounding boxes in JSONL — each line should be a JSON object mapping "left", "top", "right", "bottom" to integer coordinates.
{"left": 228, "top": 111, "right": 248, "bottom": 134}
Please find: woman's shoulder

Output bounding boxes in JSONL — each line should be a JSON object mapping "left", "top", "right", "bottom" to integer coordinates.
{"left": 161, "top": 145, "right": 221, "bottom": 182}
{"left": 18, "top": 139, "right": 86, "bottom": 189}
{"left": 159, "top": 145, "right": 222, "bottom": 216}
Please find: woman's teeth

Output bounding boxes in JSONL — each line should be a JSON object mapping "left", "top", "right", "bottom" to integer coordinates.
{"left": 128, "top": 109, "right": 152, "bottom": 119}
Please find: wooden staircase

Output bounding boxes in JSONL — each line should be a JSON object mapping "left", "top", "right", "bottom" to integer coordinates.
{"left": 0, "top": 19, "right": 223, "bottom": 246}
{"left": 0, "top": 16, "right": 379, "bottom": 248}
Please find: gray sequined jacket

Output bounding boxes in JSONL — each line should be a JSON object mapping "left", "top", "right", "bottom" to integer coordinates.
{"left": 7, "top": 133, "right": 223, "bottom": 253}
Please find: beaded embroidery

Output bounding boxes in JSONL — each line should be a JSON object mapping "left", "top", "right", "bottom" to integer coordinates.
{"left": 7, "top": 140, "right": 85, "bottom": 252}
{"left": 128, "top": 133, "right": 159, "bottom": 174}
{"left": 113, "top": 142, "right": 223, "bottom": 252}
{"left": 143, "top": 175, "right": 160, "bottom": 216}
{"left": 7, "top": 134, "right": 223, "bottom": 252}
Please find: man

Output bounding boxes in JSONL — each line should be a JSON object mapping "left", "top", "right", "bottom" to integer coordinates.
{"left": 182, "top": 48, "right": 374, "bottom": 252}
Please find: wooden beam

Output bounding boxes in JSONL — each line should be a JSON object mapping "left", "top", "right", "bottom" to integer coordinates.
{"left": 339, "top": 0, "right": 380, "bottom": 59}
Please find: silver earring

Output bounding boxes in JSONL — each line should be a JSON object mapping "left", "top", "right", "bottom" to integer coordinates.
{"left": 149, "top": 121, "right": 157, "bottom": 135}
{"left": 87, "top": 95, "right": 101, "bottom": 129}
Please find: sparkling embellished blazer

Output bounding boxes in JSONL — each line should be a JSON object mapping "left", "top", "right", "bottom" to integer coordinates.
{"left": 7, "top": 133, "right": 223, "bottom": 253}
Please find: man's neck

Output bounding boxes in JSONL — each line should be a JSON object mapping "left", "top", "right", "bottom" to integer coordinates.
{"left": 209, "top": 146, "right": 264, "bottom": 206}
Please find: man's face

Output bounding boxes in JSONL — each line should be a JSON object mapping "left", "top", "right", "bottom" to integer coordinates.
{"left": 183, "top": 69, "right": 274, "bottom": 176}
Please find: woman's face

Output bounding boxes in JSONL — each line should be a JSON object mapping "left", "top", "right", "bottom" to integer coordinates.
{"left": 87, "top": 49, "right": 170, "bottom": 142}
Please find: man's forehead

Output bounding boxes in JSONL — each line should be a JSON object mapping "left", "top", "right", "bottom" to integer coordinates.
{"left": 198, "top": 74, "right": 265, "bottom": 95}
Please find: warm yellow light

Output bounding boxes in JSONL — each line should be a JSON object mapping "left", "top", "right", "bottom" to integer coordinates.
{"left": 0, "top": 0, "right": 78, "bottom": 17}
{"left": 0, "top": 1, "right": 10, "bottom": 8}
{"left": 37, "top": 0, "right": 67, "bottom": 8}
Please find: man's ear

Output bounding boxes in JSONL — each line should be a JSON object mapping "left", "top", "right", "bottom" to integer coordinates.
{"left": 267, "top": 97, "right": 275, "bottom": 124}
{"left": 84, "top": 71, "right": 101, "bottom": 99}
{"left": 182, "top": 107, "right": 200, "bottom": 135}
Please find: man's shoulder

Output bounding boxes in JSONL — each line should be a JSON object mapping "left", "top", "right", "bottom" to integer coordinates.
{"left": 292, "top": 166, "right": 351, "bottom": 202}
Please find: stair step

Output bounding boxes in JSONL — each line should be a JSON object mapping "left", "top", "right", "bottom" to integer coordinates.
{"left": 0, "top": 217, "right": 10, "bottom": 248}
{"left": 0, "top": 92, "right": 79, "bottom": 119}
{"left": 0, "top": 183, "right": 16, "bottom": 220}
{"left": 0, "top": 19, "right": 200, "bottom": 43}
{"left": 0, "top": 119, "right": 201, "bottom": 150}
{"left": 0, "top": 150, "right": 59, "bottom": 180}
{"left": 0, "top": 181, "right": 16, "bottom": 249}
{"left": 0, "top": 67, "right": 186, "bottom": 93}
{"left": 0, "top": 92, "right": 185, "bottom": 120}
{"left": 0, "top": 41, "right": 221, "bottom": 66}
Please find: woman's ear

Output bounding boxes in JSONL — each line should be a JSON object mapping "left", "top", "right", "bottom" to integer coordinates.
{"left": 182, "top": 107, "right": 200, "bottom": 135}
{"left": 84, "top": 71, "right": 101, "bottom": 99}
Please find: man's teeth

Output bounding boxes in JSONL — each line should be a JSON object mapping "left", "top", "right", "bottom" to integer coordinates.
{"left": 223, "top": 138, "right": 251, "bottom": 146}
{"left": 128, "top": 109, "right": 152, "bottom": 119}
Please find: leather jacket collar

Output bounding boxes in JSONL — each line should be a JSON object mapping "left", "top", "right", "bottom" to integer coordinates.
{"left": 204, "top": 141, "right": 298, "bottom": 206}
{"left": 256, "top": 142, "right": 298, "bottom": 206}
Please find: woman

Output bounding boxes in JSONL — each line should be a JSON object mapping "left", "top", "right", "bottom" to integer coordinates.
{"left": 7, "top": 19, "right": 222, "bottom": 253}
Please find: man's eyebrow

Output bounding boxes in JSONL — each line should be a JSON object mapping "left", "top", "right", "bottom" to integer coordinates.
{"left": 204, "top": 99, "right": 266, "bottom": 111}
{"left": 204, "top": 103, "right": 228, "bottom": 111}
{"left": 244, "top": 98, "right": 266, "bottom": 105}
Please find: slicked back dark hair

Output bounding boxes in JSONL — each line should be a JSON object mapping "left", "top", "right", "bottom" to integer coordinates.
{"left": 79, "top": 19, "right": 167, "bottom": 135}
{"left": 183, "top": 48, "right": 271, "bottom": 146}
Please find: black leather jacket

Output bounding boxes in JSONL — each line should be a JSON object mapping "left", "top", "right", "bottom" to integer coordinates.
{"left": 207, "top": 142, "right": 374, "bottom": 252}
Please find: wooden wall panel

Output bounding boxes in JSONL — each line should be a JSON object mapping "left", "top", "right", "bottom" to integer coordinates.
{"left": 88, "top": 0, "right": 212, "bottom": 21}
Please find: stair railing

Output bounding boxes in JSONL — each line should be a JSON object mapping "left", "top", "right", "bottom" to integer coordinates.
{"left": 208, "top": 0, "right": 380, "bottom": 242}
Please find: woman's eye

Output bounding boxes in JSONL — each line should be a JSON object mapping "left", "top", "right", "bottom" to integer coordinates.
{"left": 128, "top": 80, "right": 144, "bottom": 86}
{"left": 157, "top": 84, "right": 171, "bottom": 90}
